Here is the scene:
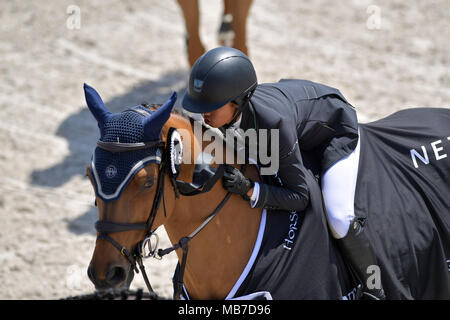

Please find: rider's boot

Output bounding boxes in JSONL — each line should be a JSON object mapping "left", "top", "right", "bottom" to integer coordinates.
{"left": 337, "top": 217, "right": 386, "bottom": 300}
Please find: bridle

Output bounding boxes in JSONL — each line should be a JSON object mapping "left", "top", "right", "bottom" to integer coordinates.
{"left": 93, "top": 128, "right": 234, "bottom": 299}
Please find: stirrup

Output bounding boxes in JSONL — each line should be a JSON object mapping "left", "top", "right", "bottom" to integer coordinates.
{"left": 355, "top": 284, "right": 386, "bottom": 300}
{"left": 361, "top": 292, "right": 381, "bottom": 300}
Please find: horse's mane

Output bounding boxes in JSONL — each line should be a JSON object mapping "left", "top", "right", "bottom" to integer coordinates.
{"left": 141, "top": 102, "right": 226, "bottom": 143}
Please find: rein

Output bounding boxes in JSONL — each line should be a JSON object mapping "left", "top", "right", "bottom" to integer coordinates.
{"left": 93, "top": 130, "right": 236, "bottom": 299}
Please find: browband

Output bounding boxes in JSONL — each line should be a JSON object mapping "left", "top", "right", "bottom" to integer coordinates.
{"left": 97, "top": 140, "right": 165, "bottom": 153}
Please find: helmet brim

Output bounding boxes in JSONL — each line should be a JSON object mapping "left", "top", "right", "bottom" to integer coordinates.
{"left": 181, "top": 91, "right": 230, "bottom": 114}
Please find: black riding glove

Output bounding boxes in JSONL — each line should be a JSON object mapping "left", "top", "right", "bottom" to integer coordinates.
{"left": 222, "top": 164, "right": 254, "bottom": 201}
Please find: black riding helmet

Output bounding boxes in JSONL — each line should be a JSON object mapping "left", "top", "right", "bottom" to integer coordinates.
{"left": 182, "top": 47, "right": 258, "bottom": 114}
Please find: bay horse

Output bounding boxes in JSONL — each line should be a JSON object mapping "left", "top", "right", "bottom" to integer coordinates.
{"left": 84, "top": 83, "right": 450, "bottom": 299}
{"left": 177, "top": 0, "right": 253, "bottom": 66}
{"left": 85, "top": 84, "right": 266, "bottom": 299}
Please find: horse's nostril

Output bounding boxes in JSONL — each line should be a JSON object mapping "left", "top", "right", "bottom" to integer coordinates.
{"left": 106, "top": 265, "right": 127, "bottom": 287}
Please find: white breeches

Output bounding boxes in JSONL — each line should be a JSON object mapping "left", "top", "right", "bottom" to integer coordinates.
{"left": 321, "top": 133, "right": 361, "bottom": 239}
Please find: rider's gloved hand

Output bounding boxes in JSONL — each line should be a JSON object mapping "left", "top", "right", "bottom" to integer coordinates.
{"left": 222, "top": 164, "right": 254, "bottom": 201}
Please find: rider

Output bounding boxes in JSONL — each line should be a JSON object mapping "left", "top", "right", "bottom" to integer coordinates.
{"left": 181, "top": 47, "right": 386, "bottom": 300}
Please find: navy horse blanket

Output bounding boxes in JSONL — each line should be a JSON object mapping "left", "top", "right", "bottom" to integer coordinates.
{"left": 354, "top": 108, "right": 450, "bottom": 299}
{"left": 176, "top": 108, "right": 450, "bottom": 300}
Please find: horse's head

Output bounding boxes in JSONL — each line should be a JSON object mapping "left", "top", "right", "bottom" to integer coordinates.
{"left": 83, "top": 84, "right": 263, "bottom": 298}
{"left": 84, "top": 84, "right": 180, "bottom": 290}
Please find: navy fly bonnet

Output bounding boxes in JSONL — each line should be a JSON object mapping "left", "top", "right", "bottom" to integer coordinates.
{"left": 84, "top": 83, "right": 177, "bottom": 202}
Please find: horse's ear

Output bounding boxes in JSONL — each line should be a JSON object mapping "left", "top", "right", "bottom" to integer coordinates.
{"left": 143, "top": 92, "right": 177, "bottom": 141}
{"left": 84, "top": 83, "right": 112, "bottom": 125}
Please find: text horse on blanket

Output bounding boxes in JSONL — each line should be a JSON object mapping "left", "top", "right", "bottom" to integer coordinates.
{"left": 84, "top": 83, "right": 450, "bottom": 300}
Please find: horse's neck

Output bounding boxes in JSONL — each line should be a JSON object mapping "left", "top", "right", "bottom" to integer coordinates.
{"left": 163, "top": 116, "right": 263, "bottom": 299}
{"left": 166, "top": 179, "right": 261, "bottom": 299}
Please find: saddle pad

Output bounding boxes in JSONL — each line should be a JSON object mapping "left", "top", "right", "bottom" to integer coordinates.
{"left": 354, "top": 108, "right": 450, "bottom": 299}
{"left": 175, "top": 170, "right": 355, "bottom": 300}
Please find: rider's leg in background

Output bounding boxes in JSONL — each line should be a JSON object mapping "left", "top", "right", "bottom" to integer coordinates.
{"left": 229, "top": 0, "right": 253, "bottom": 55}
{"left": 177, "top": 0, "right": 206, "bottom": 67}
{"left": 321, "top": 134, "right": 386, "bottom": 300}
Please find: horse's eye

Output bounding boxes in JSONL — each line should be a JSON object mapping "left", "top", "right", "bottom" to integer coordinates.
{"left": 143, "top": 178, "right": 155, "bottom": 189}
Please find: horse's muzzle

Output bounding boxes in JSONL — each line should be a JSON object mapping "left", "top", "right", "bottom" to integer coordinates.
{"left": 87, "top": 263, "right": 134, "bottom": 290}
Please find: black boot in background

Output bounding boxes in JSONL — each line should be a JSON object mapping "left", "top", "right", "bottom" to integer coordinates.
{"left": 337, "top": 217, "right": 386, "bottom": 300}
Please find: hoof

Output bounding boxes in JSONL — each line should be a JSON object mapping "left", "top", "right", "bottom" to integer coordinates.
{"left": 218, "top": 14, "right": 235, "bottom": 47}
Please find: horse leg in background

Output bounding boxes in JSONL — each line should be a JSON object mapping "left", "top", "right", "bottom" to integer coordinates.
{"left": 228, "top": 0, "right": 253, "bottom": 56}
{"left": 177, "top": 0, "right": 206, "bottom": 67}
{"left": 218, "top": 0, "right": 234, "bottom": 47}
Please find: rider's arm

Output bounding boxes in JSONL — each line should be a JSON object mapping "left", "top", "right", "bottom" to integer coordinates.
{"left": 250, "top": 121, "right": 310, "bottom": 212}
